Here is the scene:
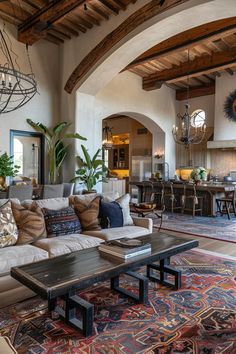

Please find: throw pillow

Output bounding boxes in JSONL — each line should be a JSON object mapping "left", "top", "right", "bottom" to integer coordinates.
{"left": 0, "top": 201, "right": 18, "bottom": 248}
{"left": 42, "top": 206, "right": 82, "bottom": 237}
{"left": 105, "top": 193, "right": 133, "bottom": 226}
{"left": 99, "top": 201, "right": 123, "bottom": 229}
{"left": 70, "top": 196, "right": 101, "bottom": 231}
{"left": 11, "top": 202, "right": 46, "bottom": 245}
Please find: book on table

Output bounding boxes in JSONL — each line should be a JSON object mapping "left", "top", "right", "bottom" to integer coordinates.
{"left": 98, "top": 238, "right": 151, "bottom": 259}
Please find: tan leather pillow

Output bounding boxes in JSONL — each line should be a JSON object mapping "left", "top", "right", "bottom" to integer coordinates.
{"left": 70, "top": 196, "right": 101, "bottom": 231}
{"left": 11, "top": 202, "right": 46, "bottom": 245}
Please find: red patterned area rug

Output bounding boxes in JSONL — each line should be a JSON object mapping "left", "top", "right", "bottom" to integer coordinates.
{"left": 0, "top": 249, "right": 236, "bottom": 354}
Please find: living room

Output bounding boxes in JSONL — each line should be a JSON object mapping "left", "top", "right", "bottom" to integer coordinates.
{"left": 0, "top": 0, "right": 236, "bottom": 353}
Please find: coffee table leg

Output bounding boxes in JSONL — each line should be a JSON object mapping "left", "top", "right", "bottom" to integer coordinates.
{"left": 54, "top": 291, "right": 94, "bottom": 337}
{"left": 111, "top": 271, "right": 149, "bottom": 304}
{"left": 48, "top": 298, "right": 57, "bottom": 311}
{"left": 147, "top": 257, "right": 181, "bottom": 289}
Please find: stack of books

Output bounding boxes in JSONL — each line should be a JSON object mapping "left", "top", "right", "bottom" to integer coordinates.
{"left": 98, "top": 238, "right": 151, "bottom": 259}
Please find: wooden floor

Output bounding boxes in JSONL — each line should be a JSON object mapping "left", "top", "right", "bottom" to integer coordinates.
{"left": 164, "top": 230, "right": 236, "bottom": 257}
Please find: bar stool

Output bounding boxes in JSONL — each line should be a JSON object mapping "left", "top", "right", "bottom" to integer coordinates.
{"left": 163, "top": 182, "right": 183, "bottom": 213}
{"left": 182, "top": 184, "right": 204, "bottom": 216}
{"left": 216, "top": 188, "right": 236, "bottom": 220}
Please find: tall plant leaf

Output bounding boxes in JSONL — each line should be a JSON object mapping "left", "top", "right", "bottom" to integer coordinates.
{"left": 53, "top": 122, "right": 70, "bottom": 135}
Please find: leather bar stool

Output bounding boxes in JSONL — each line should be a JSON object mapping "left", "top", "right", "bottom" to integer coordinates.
{"left": 216, "top": 188, "right": 236, "bottom": 220}
{"left": 182, "top": 184, "right": 204, "bottom": 216}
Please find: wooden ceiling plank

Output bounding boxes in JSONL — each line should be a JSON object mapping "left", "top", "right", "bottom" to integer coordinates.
{"left": 98, "top": 0, "right": 119, "bottom": 15}
{"left": 82, "top": 11, "right": 101, "bottom": 26}
{"left": 87, "top": 3, "right": 109, "bottom": 20}
{"left": 0, "top": 2, "right": 29, "bottom": 21}
{"left": 143, "top": 48, "right": 236, "bottom": 90}
{"left": 18, "top": 0, "right": 93, "bottom": 44}
{"left": 69, "top": 12, "right": 93, "bottom": 29}
{"left": 22, "top": 0, "right": 42, "bottom": 10}
{"left": 0, "top": 10, "right": 21, "bottom": 25}
{"left": 49, "top": 28, "right": 71, "bottom": 40}
{"left": 66, "top": 17, "right": 87, "bottom": 33}
{"left": 176, "top": 83, "right": 215, "bottom": 100}
{"left": 125, "top": 17, "right": 236, "bottom": 71}
{"left": 46, "top": 33, "right": 64, "bottom": 44}
{"left": 111, "top": 0, "right": 127, "bottom": 11}
{"left": 225, "top": 68, "right": 234, "bottom": 76}
{"left": 10, "top": 0, "right": 36, "bottom": 15}
{"left": 55, "top": 23, "right": 79, "bottom": 37}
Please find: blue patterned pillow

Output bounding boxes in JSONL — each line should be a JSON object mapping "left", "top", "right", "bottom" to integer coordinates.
{"left": 42, "top": 206, "right": 81, "bottom": 237}
{"left": 99, "top": 201, "right": 123, "bottom": 229}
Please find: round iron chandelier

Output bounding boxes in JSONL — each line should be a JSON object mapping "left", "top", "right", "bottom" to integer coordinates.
{"left": 0, "top": 26, "right": 37, "bottom": 114}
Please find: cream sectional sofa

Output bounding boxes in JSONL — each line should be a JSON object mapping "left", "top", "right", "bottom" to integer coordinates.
{"left": 0, "top": 195, "right": 153, "bottom": 308}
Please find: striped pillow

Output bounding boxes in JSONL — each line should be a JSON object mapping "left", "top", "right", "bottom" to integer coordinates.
{"left": 42, "top": 206, "right": 82, "bottom": 237}
{"left": 11, "top": 202, "right": 46, "bottom": 245}
{"left": 70, "top": 196, "right": 101, "bottom": 231}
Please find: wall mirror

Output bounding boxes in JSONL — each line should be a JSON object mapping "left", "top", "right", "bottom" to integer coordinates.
{"left": 10, "top": 130, "right": 45, "bottom": 185}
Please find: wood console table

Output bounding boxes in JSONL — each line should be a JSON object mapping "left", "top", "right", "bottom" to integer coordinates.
{"left": 130, "top": 181, "right": 235, "bottom": 216}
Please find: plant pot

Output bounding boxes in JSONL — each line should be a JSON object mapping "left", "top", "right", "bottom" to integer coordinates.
{"left": 82, "top": 189, "right": 97, "bottom": 195}
{"left": 0, "top": 176, "right": 7, "bottom": 190}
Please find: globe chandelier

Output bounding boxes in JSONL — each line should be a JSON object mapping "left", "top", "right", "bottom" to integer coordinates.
{"left": 0, "top": 24, "right": 37, "bottom": 114}
{"left": 172, "top": 50, "right": 206, "bottom": 148}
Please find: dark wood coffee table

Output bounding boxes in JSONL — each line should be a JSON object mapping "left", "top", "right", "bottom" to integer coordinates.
{"left": 11, "top": 232, "right": 198, "bottom": 337}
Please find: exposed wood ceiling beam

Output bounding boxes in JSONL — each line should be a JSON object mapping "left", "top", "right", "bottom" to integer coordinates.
{"left": 143, "top": 48, "right": 236, "bottom": 91}
{"left": 99, "top": 0, "right": 119, "bottom": 15}
{"left": 225, "top": 68, "right": 234, "bottom": 75}
{"left": 124, "top": 17, "right": 236, "bottom": 71}
{"left": 112, "top": 0, "right": 127, "bottom": 11}
{"left": 87, "top": 3, "right": 109, "bottom": 20}
{"left": 176, "top": 83, "right": 215, "bottom": 100}
{"left": 65, "top": 0, "right": 190, "bottom": 93}
{"left": 18, "top": 0, "right": 92, "bottom": 44}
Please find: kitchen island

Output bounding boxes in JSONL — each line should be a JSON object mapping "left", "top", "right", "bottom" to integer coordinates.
{"left": 129, "top": 181, "right": 235, "bottom": 216}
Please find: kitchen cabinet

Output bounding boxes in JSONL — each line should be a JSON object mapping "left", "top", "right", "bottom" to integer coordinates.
{"left": 109, "top": 144, "right": 129, "bottom": 169}
{"left": 102, "top": 179, "right": 126, "bottom": 196}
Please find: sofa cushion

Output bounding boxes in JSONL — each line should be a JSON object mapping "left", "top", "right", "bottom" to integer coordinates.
{"left": 100, "top": 201, "right": 123, "bottom": 228}
{"left": 42, "top": 206, "right": 82, "bottom": 237}
{"left": 34, "top": 197, "right": 69, "bottom": 210}
{"left": 34, "top": 234, "right": 103, "bottom": 258}
{"left": 0, "top": 198, "right": 20, "bottom": 207}
{"left": 0, "top": 244, "right": 48, "bottom": 276}
{"left": 106, "top": 194, "right": 133, "bottom": 226}
{"left": 11, "top": 202, "right": 46, "bottom": 245}
{"left": 70, "top": 195, "right": 101, "bottom": 231}
{"left": 0, "top": 201, "right": 18, "bottom": 248}
{"left": 82, "top": 225, "right": 150, "bottom": 241}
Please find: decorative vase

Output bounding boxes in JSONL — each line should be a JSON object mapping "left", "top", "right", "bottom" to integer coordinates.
{"left": 0, "top": 176, "right": 7, "bottom": 190}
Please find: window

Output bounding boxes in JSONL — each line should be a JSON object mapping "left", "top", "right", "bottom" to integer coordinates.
{"left": 191, "top": 109, "right": 206, "bottom": 128}
{"left": 13, "top": 138, "right": 23, "bottom": 175}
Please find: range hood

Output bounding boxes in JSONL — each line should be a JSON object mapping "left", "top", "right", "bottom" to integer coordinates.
{"left": 207, "top": 140, "right": 236, "bottom": 149}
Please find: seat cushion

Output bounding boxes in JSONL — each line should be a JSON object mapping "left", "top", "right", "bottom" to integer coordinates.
{"left": 34, "top": 234, "right": 103, "bottom": 258}
{"left": 0, "top": 244, "right": 48, "bottom": 276}
{"left": 82, "top": 225, "right": 150, "bottom": 241}
{"left": 34, "top": 197, "right": 69, "bottom": 210}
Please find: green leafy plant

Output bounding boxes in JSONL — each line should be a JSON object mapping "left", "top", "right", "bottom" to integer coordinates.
{"left": 72, "top": 145, "right": 108, "bottom": 192}
{"left": 27, "top": 119, "right": 86, "bottom": 184}
{"left": 190, "top": 167, "right": 207, "bottom": 182}
{"left": 0, "top": 152, "right": 19, "bottom": 177}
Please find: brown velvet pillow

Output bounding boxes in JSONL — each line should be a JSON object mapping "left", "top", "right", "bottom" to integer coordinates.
{"left": 70, "top": 195, "right": 101, "bottom": 231}
{"left": 11, "top": 202, "right": 46, "bottom": 245}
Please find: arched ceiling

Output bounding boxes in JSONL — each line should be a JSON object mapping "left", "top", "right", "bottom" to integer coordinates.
{"left": 64, "top": 0, "right": 236, "bottom": 96}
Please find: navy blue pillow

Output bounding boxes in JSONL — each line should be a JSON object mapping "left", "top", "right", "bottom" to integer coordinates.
{"left": 100, "top": 201, "right": 123, "bottom": 229}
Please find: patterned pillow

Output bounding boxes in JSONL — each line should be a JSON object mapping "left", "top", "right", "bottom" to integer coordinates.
{"left": 0, "top": 201, "right": 18, "bottom": 248}
{"left": 42, "top": 206, "right": 82, "bottom": 237}
{"left": 70, "top": 196, "right": 101, "bottom": 231}
{"left": 11, "top": 202, "right": 46, "bottom": 245}
{"left": 99, "top": 201, "right": 123, "bottom": 229}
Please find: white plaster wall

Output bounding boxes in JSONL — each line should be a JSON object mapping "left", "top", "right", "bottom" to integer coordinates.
{"left": 178, "top": 94, "right": 215, "bottom": 127}
{"left": 214, "top": 73, "right": 236, "bottom": 140}
{"left": 74, "top": 72, "right": 177, "bottom": 184}
{"left": 0, "top": 24, "right": 60, "bottom": 156}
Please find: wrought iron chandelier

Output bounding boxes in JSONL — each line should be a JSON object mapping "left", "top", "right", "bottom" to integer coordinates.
{"left": 172, "top": 50, "right": 206, "bottom": 148}
{"left": 0, "top": 25, "right": 37, "bottom": 114}
{"left": 102, "top": 123, "right": 113, "bottom": 150}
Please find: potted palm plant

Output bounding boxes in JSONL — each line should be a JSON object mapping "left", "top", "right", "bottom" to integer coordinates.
{"left": 72, "top": 145, "right": 107, "bottom": 193}
{"left": 27, "top": 119, "right": 86, "bottom": 184}
{"left": 0, "top": 152, "right": 19, "bottom": 190}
